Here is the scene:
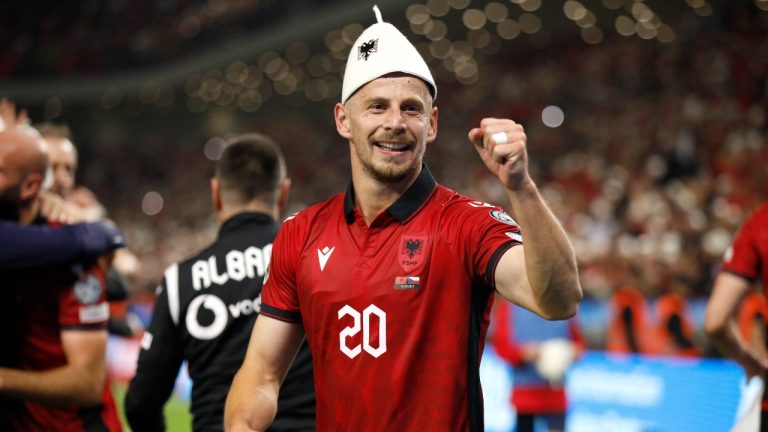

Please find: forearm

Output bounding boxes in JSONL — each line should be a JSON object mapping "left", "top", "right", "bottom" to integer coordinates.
{"left": 708, "top": 319, "right": 765, "bottom": 377}
{"left": 225, "top": 366, "right": 280, "bottom": 432}
{"left": 504, "top": 179, "right": 582, "bottom": 319}
{"left": 0, "top": 364, "right": 104, "bottom": 406}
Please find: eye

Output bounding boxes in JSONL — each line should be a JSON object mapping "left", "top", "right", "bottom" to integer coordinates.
{"left": 403, "top": 104, "right": 423, "bottom": 115}
{"left": 369, "top": 103, "right": 385, "bottom": 112}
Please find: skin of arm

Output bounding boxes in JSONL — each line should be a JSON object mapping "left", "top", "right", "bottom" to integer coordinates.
{"left": 224, "top": 315, "right": 306, "bottom": 432}
{"left": 705, "top": 272, "right": 768, "bottom": 377}
{"left": 469, "top": 118, "right": 582, "bottom": 320}
{"left": 0, "top": 329, "right": 107, "bottom": 406}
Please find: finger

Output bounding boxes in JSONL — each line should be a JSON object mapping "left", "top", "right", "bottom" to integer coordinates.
{"left": 18, "top": 109, "right": 29, "bottom": 125}
{"left": 468, "top": 127, "right": 484, "bottom": 147}
{"left": 491, "top": 131, "right": 507, "bottom": 146}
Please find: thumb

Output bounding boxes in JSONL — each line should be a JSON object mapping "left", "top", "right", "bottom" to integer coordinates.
{"left": 468, "top": 127, "right": 483, "bottom": 144}
{"left": 468, "top": 127, "right": 484, "bottom": 149}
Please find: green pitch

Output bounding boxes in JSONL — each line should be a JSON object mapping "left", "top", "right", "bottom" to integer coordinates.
{"left": 112, "top": 382, "right": 193, "bottom": 431}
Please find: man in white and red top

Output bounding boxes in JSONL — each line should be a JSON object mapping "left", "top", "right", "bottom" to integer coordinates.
{"left": 225, "top": 6, "right": 582, "bottom": 432}
{"left": 706, "top": 203, "right": 768, "bottom": 430}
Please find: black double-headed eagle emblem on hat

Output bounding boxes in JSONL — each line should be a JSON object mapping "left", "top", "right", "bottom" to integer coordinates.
{"left": 358, "top": 38, "right": 378, "bottom": 61}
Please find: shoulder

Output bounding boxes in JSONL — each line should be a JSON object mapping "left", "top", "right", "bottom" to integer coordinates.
{"left": 280, "top": 193, "right": 344, "bottom": 231}
{"left": 746, "top": 203, "right": 768, "bottom": 224}
{"left": 435, "top": 186, "right": 519, "bottom": 228}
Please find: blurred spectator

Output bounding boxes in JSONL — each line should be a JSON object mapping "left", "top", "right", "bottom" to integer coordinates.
{"left": 606, "top": 283, "right": 652, "bottom": 354}
{"left": 491, "top": 299, "right": 585, "bottom": 432}
{"left": 651, "top": 278, "right": 702, "bottom": 357}
{"left": 738, "top": 288, "right": 768, "bottom": 358}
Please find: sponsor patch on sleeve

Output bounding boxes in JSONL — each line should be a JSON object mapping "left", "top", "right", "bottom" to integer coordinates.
{"left": 74, "top": 274, "right": 103, "bottom": 305}
{"left": 78, "top": 303, "right": 109, "bottom": 323}
{"left": 489, "top": 209, "right": 519, "bottom": 226}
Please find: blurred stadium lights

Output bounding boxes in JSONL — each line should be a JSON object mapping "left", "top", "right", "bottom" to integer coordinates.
{"left": 0, "top": 0, "right": 763, "bottom": 115}
{"left": 542, "top": 105, "right": 565, "bottom": 128}
{"left": 141, "top": 191, "right": 164, "bottom": 216}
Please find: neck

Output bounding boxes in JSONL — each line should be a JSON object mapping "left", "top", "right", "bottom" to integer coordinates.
{"left": 351, "top": 163, "right": 421, "bottom": 226}
{"left": 217, "top": 202, "right": 276, "bottom": 223}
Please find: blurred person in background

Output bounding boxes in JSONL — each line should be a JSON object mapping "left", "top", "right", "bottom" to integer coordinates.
{"left": 0, "top": 98, "right": 126, "bottom": 271}
{"left": 738, "top": 287, "right": 768, "bottom": 359}
{"left": 0, "top": 125, "right": 123, "bottom": 431}
{"left": 606, "top": 265, "right": 652, "bottom": 354}
{"left": 705, "top": 202, "right": 768, "bottom": 430}
{"left": 125, "top": 134, "right": 315, "bottom": 431}
{"left": 651, "top": 277, "right": 702, "bottom": 357}
{"left": 225, "top": 7, "right": 581, "bottom": 431}
{"left": 491, "top": 299, "right": 585, "bottom": 432}
{"left": 36, "top": 123, "right": 107, "bottom": 222}
{"left": 36, "top": 121, "right": 143, "bottom": 338}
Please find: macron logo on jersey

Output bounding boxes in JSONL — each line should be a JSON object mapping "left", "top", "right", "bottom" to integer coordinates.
{"left": 317, "top": 246, "right": 335, "bottom": 271}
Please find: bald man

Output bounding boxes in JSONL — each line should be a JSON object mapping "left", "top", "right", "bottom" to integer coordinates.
{"left": 0, "top": 128, "right": 48, "bottom": 224}
{"left": 0, "top": 127, "right": 123, "bottom": 431}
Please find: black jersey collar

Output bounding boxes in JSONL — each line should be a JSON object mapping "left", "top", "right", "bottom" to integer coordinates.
{"left": 219, "top": 212, "right": 274, "bottom": 236}
{"left": 343, "top": 164, "right": 438, "bottom": 224}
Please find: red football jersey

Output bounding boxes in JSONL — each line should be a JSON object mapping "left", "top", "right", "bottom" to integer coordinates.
{"left": 262, "top": 168, "right": 522, "bottom": 431}
{"left": 10, "top": 262, "right": 122, "bottom": 432}
{"left": 722, "top": 203, "right": 768, "bottom": 290}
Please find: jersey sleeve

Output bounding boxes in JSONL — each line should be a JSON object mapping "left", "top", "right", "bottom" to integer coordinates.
{"left": 59, "top": 264, "right": 110, "bottom": 330}
{"left": 722, "top": 213, "right": 760, "bottom": 281}
{"left": 124, "top": 263, "right": 184, "bottom": 431}
{"left": 444, "top": 199, "right": 523, "bottom": 287}
{"left": 260, "top": 215, "right": 303, "bottom": 323}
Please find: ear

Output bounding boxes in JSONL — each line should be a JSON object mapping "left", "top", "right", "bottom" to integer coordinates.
{"left": 334, "top": 103, "right": 353, "bottom": 139}
{"left": 426, "top": 106, "right": 438, "bottom": 143}
{"left": 277, "top": 178, "right": 291, "bottom": 214}
{"left": 211, "top": 177, "right": 222, "bottom": 213}
{"left": 20, "top": 173, "right": 43, "bottom": 201}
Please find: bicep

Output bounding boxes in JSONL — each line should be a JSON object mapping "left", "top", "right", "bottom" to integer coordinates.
{"left": 61, "top": 329, "right": 108, "bottom": 378}
{"left": 705, "top": 273, "right": 752, "bottom": 331}
{"left": 494, "top": 246, "right": 541, "bottom": 315}
{"left": 242, "top": 315, "right": 305, "bottom": 383}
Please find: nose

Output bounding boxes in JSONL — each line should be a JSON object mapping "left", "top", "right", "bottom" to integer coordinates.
{"left": 382, "top": 107, "right": 406, "bottom": 132}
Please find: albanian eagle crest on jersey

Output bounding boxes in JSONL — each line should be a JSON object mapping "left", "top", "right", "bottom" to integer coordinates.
{"left": 398, "top": 235, "right": 427, "bottom": 272}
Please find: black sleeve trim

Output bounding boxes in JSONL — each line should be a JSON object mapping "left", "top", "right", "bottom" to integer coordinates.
{"left": 485, "top": 240, "right": 520, "bottom": 287}
{"left": 261, "top": 304, "right": 302, "bottom": 323}
{"left": 61, "top": 323, "right": 108, "bottom": 331}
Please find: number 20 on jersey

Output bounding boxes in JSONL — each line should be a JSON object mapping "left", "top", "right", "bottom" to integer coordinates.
{"left": 338, "top": 304, "right": 387, "bottom": 359}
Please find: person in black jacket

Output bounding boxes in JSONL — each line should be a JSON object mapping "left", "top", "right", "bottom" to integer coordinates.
{"left": 124, "top": 133, "right": 315, "bottom": 431}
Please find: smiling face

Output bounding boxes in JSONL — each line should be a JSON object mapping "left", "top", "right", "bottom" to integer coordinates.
{"left": 335, "top": 74, "right": 438, "bottom": 185}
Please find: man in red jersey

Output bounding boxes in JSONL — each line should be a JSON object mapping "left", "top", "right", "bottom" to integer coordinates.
{"left": 225, "top": 6, "right": 582, "bottom": 432}
{"left": 0, "top": 126, "right": 122, "bottom": 432}
{"left": 706, "top": 202, "right": 768, "bottom": 430}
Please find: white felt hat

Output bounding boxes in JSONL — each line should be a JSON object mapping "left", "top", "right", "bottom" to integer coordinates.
{"left": 341, "top": 5, "right": 436, "bottom": 104}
